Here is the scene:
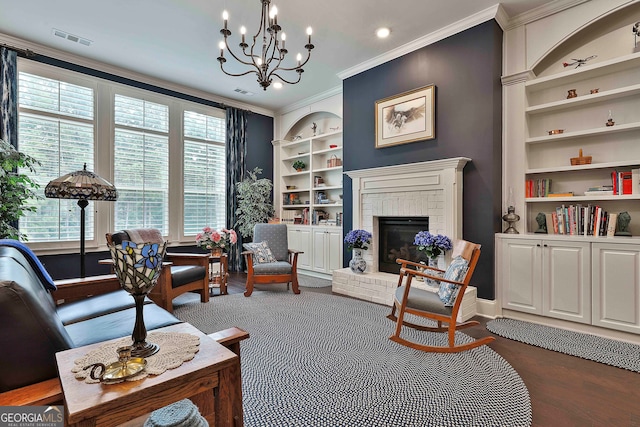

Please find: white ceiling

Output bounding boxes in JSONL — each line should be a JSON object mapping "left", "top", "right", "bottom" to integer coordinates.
{"left": 0, "top": 0, "right": 557, "bottom": 113}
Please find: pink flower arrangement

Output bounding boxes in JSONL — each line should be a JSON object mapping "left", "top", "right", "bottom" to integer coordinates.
{"left": 195, "top": 227, "right": 238, "bottom": 251}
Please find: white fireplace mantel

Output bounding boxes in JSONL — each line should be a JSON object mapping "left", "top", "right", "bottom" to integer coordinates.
{"left": 346, "top": 157, "right": 470, "bottom": 255}
{"left": 334, "top": 157, "right": 475, "bottom": 316}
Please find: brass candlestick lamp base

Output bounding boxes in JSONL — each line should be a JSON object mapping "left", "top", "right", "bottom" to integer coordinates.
{"left": 502, "top": 206, "right": 520, "bottom": 234}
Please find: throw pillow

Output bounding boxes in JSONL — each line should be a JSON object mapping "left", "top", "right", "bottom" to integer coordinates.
{"left": 243, "top": 241, "right": 278, "bottom": 264}
{"left": 437, "top": 255, "right": 469, "bottom": 307}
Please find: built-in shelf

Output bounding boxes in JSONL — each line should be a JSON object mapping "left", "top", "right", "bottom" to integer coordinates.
{"left": 526, "top": 160, "right": 640, "bottom": 174}
{"left": 526, "top": 83, "right": 640, "bottom": 115}
{"left": 526, "top": 194, "right": 640, "bottom": 203}
{"left": 526, "top": 122, "right": 640, "bottom": 144}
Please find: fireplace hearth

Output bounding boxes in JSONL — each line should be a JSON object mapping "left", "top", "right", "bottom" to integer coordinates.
{"left": 377, "top": 216, "right": 429, "bottom": 274}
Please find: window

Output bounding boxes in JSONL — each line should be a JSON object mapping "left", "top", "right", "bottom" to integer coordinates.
{"left": 113, "top": 95, "right": 170, "bottom": 234}
{"left": 18, "top": 72, "right": 95, "bottom": 242}
{"left": 183, "top": 111, "right": 226, "bottom": 234}
{"left": 16, "top": 62, "right": 227, "bottom": 248}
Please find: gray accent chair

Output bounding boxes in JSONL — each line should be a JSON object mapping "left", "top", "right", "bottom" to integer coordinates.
{"left": 242, "top": 223, "right": 302, "bottom": 297}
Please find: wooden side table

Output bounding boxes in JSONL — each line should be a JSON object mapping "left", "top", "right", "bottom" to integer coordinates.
{"left": 209, "top": 253, "right": 229, "bottom": 295}
{"left": 56, "top": 323, "right": 242, "bottom": 427}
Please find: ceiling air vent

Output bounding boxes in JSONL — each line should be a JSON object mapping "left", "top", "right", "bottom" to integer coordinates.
{"left": 233, "top": 88, "right": 255, "bottom": 96}
{"left": 51, "top": 28, "right": 92, "bottom": 47}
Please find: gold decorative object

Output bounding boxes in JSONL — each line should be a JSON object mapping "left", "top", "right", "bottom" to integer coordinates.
{"left": 567, "top": 89, "right": 578, "bottom": 98}
{"left": 570, "top": 149, "right": 592, "bottom": 166}
{"left": 84, "top": 346, "right": 147, "bottom": 383}
{"left": 548, "top": 129, "right": 564, "bottom": 135}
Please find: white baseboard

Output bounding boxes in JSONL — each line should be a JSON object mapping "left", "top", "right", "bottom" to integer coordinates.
{"left": 476, "top": 298, "right": 500, "bottom": 319}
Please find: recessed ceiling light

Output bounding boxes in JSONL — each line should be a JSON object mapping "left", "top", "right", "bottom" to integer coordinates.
{"left": 376, "top": 27, "right": 391, "bottom": 39}
{"left": 273, "top": 82, "right": 283, "bottom": 89}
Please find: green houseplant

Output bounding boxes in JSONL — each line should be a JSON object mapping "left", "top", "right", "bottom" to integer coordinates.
{"left": 0, "top": 139, "right": 40, "bottom": 240}
{"left": 235, "top": 167, "right": 275, "bottom": 239}
{"left": 292, "top": 160, "right": 306, "bottom": 172}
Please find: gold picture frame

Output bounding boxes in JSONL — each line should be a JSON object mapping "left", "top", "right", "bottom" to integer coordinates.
{"left": 375, "top": 85, "right": 435, "bottom": 148}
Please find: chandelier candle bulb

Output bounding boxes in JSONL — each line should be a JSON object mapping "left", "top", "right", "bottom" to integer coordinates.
{"left": 223, "top": 10, "right": 228, "bottom": 30}
{"left": 240, "top": 26, "right": 246, "bottom": 45}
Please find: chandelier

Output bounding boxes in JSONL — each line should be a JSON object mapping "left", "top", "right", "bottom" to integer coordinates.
{"left": 217, "top": 0, "right": 314, "bottom": 90}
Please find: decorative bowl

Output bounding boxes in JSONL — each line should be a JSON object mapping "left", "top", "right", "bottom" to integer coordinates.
{"left": 548, "top": 129, "right": 564, "bottom": 135}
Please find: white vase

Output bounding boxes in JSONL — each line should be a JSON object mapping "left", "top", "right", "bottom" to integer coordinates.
{"left": 424, "top": 257, "right": 441, "bottom": 287}
{"left": 349, "top": 248, "right": 367, "bottom": 274}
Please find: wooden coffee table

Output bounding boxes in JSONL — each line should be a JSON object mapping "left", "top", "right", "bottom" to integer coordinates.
{"left": 56, "top": 323, "right": 242, "bottom": 427}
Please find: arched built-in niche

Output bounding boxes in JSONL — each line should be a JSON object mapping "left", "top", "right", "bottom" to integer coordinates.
{"left": 533, "top": 2, "right": 640, "bottom": 78}
{"left": 283, "top": 111, "right": 342, "bottom": 141}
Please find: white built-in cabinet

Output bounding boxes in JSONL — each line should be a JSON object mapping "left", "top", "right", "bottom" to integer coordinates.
{"left": 287, "top": 226, "right": 312, "bottom": 270}
{"left": 273, "top": 106, "right": 343, "bottom": 279}
{"left": 312, "top": 227, "right": 342, "bottom": 274}
{"left": 500, "top": 236, "right": 591, "bottom": 324}
{"left": 499, "top": 234, "right": 640, "bottom": 334}
{"left": 592, "top": 242, "right": 640, "bottom": 334}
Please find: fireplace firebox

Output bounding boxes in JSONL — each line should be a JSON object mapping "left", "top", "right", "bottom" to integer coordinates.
{"left": 377, "top": 216, "right": 429, "bottom": 274}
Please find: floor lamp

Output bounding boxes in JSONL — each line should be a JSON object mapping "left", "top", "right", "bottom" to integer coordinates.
{"left": 45, "top": 164, "right": 117, "bottom": 278}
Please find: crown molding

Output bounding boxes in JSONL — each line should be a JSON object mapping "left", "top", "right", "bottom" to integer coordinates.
{"left": 493, "top": 4, "right": 510, "bottom": 30}
{"left": 0, "top": 32, "right": 275, "bottom": 118}
{"left": 504, "top": 0, "right": 590, "bottom": 30}
{"left": 501, "top": 70, "right": 536, "bottom": 86}
{"left": 337, "top": 5, "right": 501, "bottom": 80}
{"left": 277, "top": 85, "right": 343, "bottom": 116}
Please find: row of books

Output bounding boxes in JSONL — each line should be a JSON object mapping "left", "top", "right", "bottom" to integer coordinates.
{"left": 525, "top": 178, "right": 552, "bottom": 198}
{"left": 545, "top": 204, "right": 617, "bottom": 236}
{"left": 611, "top": 169, "right": 640, "bottom": 195}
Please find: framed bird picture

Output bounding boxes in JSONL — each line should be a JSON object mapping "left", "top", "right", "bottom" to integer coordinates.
{"left": 375, "top": 85, "right": 435, "bottom": 148}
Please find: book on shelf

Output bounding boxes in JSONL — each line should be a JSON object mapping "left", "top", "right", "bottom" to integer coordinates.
{"left": 548, "top": 192, "right": 574, "bottom": 197}
{"left": 607, "top": 213, "right": 617, "bottom": 237}
{"left": 584, "top": 190, "right": 613, "bottom": 196}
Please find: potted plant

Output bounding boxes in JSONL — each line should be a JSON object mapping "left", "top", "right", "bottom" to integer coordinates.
{"left": 0, "top": 139, "right": 40, "bottom": 240}
{"left": 292, "top": 160, "right": 306, "bottom": 172}
{"left": 235, "top": 167, "right": 275, "bottom": 239}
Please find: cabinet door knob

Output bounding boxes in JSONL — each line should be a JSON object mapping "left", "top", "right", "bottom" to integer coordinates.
{"left": 543, "top": 244, "right": 548, "bottom": 247}
{"left": 536, "top": 244, "right": 541, "bottom": 247}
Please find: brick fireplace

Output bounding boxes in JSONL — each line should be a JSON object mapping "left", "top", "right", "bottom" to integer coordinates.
{"left": 332, "top": 157, "right": 477, "bottom": 321}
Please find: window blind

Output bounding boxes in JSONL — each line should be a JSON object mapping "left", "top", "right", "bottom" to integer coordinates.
{"left": 113, "top": 95, "right": 169, "bottom": 234}
{"left": 183, "top": 111, "right": 226, "bottom": 235}
{"left": 17, "top": 73, "right": 95, "bottom": 242}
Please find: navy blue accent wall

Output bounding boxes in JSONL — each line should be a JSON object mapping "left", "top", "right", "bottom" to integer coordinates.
{"left": 343, "top": 21, "right": 502, "bottom": 299}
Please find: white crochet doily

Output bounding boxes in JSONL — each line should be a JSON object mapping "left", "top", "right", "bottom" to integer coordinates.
{"left": 72, "top": 332, "right": 200, "bottom": 384}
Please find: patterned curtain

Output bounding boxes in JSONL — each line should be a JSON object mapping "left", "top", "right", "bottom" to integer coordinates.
{"left": 225, "top": 107, "right": 248, "bottom": 272}
{"left": 0, "top": 47, "right": 18, "bottom": 147}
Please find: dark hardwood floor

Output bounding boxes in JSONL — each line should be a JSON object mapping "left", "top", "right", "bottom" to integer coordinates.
{"left": 220, "top": 273, "right": 640, "bottom": 427}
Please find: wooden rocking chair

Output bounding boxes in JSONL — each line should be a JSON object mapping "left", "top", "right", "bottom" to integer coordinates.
{"left": 387, "top": 239, "right": 495, "bottom": 353}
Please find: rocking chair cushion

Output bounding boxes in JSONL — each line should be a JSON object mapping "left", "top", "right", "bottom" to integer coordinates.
{"left": 437, "top": 256, "right": 469, "bottom": 306}
{"left": 243, "top": 241, "right": 278, "bottom": 264}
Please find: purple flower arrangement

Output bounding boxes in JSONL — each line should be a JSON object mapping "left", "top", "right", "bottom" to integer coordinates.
{"left": 413, "top": 231, "right": 452, "bottom": 259}
{"left": 344, "top": 229, "right": 372, "bottom": 250}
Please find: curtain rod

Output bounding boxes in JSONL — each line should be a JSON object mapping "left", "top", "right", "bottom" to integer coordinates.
{"left": 0, "top": 43, "right": 35, "bottom": 57}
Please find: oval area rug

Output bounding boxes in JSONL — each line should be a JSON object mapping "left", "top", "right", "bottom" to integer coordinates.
{"left": 174, "top": 291, "right": 531, "bottom": 427}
